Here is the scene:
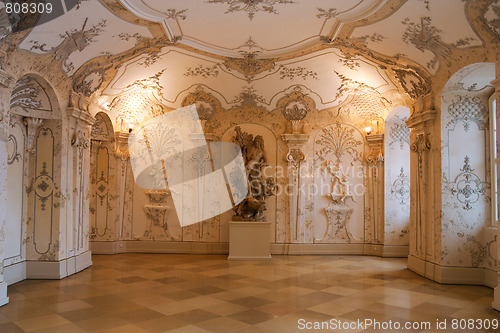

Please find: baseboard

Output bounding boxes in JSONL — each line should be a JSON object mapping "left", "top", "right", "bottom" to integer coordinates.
{"left": 408, "top": 255, "right": 498, "bottom": 288}
{"left": 0, "top": 282, "right": 8, "bottom": 307}
{"left": 26, "top": 250, "right": 92, "bottom": 280}
{"left": 271, "top": 243, "right": 365, "bottom": 255}
{"left": 91, "top": 241, "right": 229, "bottom": 254}
{"left": 228, "top": 255, "right": 272, "bottom": 260}
{"left": 90, "top": 241, "right": 409, "bottom": 258}
{"left": 75, "top": 250, "right": 93, "bottom": 273}
{"left": 494, "top": 287, "right": 500, "bottom": 312}
{"left": 362, "top": 244, "right": 409, "bottom": 257}
{"left": 4, "top": 261, "right": 26, "bottom": 285}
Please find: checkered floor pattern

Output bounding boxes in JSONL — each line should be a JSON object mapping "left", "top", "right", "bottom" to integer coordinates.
{"left": 0, "top": 254, "right": 498, "bottom": 332}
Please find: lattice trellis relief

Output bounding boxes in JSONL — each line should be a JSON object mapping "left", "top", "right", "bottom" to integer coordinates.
{"left": 447, "top": 96, "right": 487, "bottom": 131}
{"left": 451, "top": 156, "right": 487, "bottom": 210}
{"left": 389, "top": 123, "right": 410, "bottom": 149}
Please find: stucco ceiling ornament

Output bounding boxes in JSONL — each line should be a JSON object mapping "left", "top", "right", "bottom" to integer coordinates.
{"left": 321, "top": 33, "right": 431, "bottom": 101}
{"left": 485, "top": 2, "right": 500, "bottom": 40}
{"left": 109, "top": 70, "right": 166, "bottom": 126}
{"left": 402, "top": 16, "right": 475, "bottom": 70}
{"left": 181, "top": 86, "right": 223, "bottom": 122}
{"left": 29, "top": 18, "right": 107, "bottom": 73}
{"left": 230, "top": 85, "right": 267, "bottom": 110}
{"left": 275, "top": 87, "right": 316, "bottom": 121}
{"left": 334, "top": 71, "right": 391, "bottom": 120}
{"left": 206, "top": 0, "right": 296, "bottom": 20}
{"left": 224, "top": 51, "right": 276, "bottom": 82}
{"left": 72, "top": 36, "right": 180, "bottom": 98}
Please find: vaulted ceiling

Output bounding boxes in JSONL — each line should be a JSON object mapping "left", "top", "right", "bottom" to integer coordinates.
{"left": 6, "top": 0, "right": 499, "bottom": 128}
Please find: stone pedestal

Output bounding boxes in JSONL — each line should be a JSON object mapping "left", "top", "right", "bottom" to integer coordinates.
{"left": 323, "top": 203, "right": 354, "bottom": 242}
{"left": 228, "top": 221, "right": 271, "bottom": 260}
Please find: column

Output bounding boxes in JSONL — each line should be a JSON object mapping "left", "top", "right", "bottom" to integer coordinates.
{"left": 281, "top": 123, "right": 309, "bottom": 244}
{"left": 115, "top": 132, "right": 133, "bottom": 241}
{"left": 364, "top": 134, "right": 384, "bottom": 252}
{"left": 65, "top": 93, "right": 94, "bottom": 276}
{"left": 493, "top": 62, "right": 500, "bottom": 311}
{"left": 0, "top": 68, "right": 14, "bottom": 306}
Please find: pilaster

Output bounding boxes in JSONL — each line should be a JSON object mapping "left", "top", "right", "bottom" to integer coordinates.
{"left": 365, "top": 134, "right": 384, "bottom": 245}
{"left": 281, "top": 132, "right": 309, "bottom": 243}
{"left": 115, "top": 132, "right": 133, "bottom": 240}
{"left": 405, "top": 96, "right": 439, "bottom": 279}
{"left": 63, "top": 94, "right": 94, "bottom": 276}
{"left": 492, "top": 64, "right": 500, "bottom": 312}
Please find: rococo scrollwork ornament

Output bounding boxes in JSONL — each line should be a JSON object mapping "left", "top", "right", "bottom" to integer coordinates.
{"left": 451, "top": 156, "right": 487, "bottom": 210}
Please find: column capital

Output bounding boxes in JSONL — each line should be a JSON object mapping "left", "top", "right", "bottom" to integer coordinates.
{"left": 115, "top": 132, "right": 130, "bottom": 160}
{"left": 23, "top": 117, "right": 44, "bottom": 153}
{"left": 365, "top": 134, "right": 384, "bottom": 164}
{"left": 67, "top": 107, "right": 95, "bottom": 127}
{"left": 282, "top": 133, "right": 309, "bottom": 165}
{"left": 405, "top": 108, "right": 437, "bottom": 131}
{"left": 281, "top": 133, "right": 309, "bottom": 147}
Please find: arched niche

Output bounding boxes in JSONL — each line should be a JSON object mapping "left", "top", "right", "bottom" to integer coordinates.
{"left": 220, "top": 124, "right": 278, "bottom": 243}
{"left": 4, "top": 74, "right": 63, "bottom": 284}
{"left": 89, "top": 112, "right": 116, "bottom": 241}
{"left": 440, "top": 62, "right": 497, "bottom": 273}
{"left": 312, "top": 122, "right": 365, "bottom": 244}
{"left": 384, "top": 106, "right": 411, "bottom": 247}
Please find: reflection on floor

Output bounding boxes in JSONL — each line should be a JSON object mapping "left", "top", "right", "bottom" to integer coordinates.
{"left": 0, "top": 254, "right": 498, "bottom": 332}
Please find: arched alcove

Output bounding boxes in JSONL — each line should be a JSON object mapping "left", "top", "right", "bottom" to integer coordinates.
{"left": 89, "top": 112, "right": 116, "bottom": 241}
{"left": 312, "top": 122, "right": 365, "bottom": 244}
{"left": 221, "top": 124, "right": 278, "bottom": 243}
{"left": 440, "top": 62, "right": 497, "bottom": 286}
{"left": 4, "top": 74, "right": 63, "bottom": 284}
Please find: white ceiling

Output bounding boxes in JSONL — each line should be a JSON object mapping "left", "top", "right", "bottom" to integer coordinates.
{"left": 119, "top": 0, "right": 388, "bottom": 57}
{"left": 10, "top": 0, "right": 498, "bottom": 129}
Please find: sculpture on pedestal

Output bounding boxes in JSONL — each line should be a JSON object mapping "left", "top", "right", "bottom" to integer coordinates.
{"left": 322, "top": 160, "right": 357, "bottom": 242}
{"left": 231, "top": 126, "right": 276, "bottom": 221}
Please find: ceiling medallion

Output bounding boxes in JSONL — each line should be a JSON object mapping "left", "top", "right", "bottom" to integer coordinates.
{"left": 206, "top": 0, "right": 296, "bottom": 20}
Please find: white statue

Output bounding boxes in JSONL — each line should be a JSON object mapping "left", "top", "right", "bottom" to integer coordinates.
{"left": 323, "top": 160, "right": 354, "bottom": 204}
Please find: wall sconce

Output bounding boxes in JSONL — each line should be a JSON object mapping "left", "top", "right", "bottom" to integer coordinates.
{"left": 364, "top": 126, "right": 372, "bottom": 135}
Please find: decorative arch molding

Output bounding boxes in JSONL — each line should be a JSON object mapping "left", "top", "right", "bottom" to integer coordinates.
{"left": 9, "top": 74, "right": 62, "bottom": 120}
{"left": 91, "top": 112, "right": 115, "bottom": 142}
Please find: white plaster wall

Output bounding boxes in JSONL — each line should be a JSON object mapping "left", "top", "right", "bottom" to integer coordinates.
{"left": 384, "top": 107, "right": 411, "bottom": 246}
{"left": 441, "top": 89, "right": 498, "bottom": 270}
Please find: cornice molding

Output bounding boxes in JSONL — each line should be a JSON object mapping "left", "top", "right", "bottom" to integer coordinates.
{"left": 405, "top": 108, "right": 437, "bottom": 131}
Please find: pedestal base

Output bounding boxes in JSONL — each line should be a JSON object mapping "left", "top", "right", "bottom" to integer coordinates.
{"left": 0, "top": 282, "right": 9, "bottom": 307}
{"left": 228, "top": 221, "right": 271, "bottom": 260}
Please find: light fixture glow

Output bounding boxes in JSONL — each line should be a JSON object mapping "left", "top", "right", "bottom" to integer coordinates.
{"left": 364, "top": 126, "right": 372, "bottom": 134}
